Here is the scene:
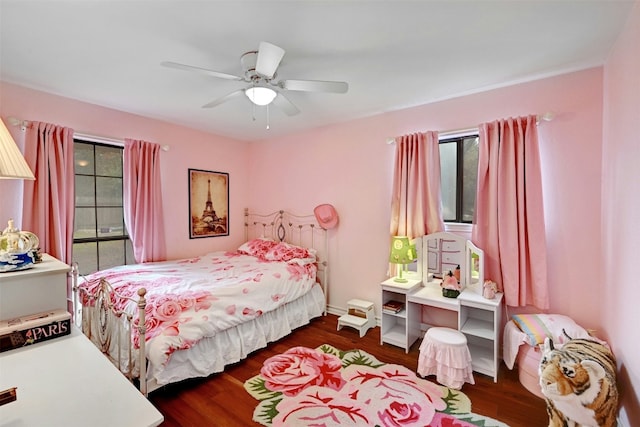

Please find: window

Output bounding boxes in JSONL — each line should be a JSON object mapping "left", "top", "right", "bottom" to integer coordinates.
{"left": 439, "top": 134, "right": 479, "bottom": 223}
{"left": 73, "top": 140, "right": 134, "bottom": 275}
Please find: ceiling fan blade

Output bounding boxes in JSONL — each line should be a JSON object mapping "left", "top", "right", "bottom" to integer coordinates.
{"left": 255, "top": 42, "right": 285, "bottom": 79}
{"left": 202, "top": 89, "right": 245, "bottom": 108}
{"left": 272, "top": 93, "right": 301, "bottom": 116}
{"left": 282, "top": 79, "right": 348, "bottom": 93}
{"left": 161, "top": 61, "right": 243, "bottom": 81}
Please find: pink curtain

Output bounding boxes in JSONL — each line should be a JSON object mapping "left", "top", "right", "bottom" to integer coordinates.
{"left": 123, "top": 138, "right": 166, "bottom": 263}
{"left": 472, "top": 116, "right": 549, "bottom": 309}
{"left": 22, "top": 121, "right": 75, "bottom": 265}
{"left": 390, "top": 131, "right": 444, "bottom": 239}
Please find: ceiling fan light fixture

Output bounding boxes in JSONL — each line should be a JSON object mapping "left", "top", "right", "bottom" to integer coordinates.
{"left": 245, "top": 86, "right": 277, "bottom": 106}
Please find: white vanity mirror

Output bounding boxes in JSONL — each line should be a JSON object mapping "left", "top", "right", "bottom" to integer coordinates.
{"left": 465, "top": 240, "right": 484, "bottom": 294}
{"left": 422, "top": 231, "right": 484, "bottom": 294}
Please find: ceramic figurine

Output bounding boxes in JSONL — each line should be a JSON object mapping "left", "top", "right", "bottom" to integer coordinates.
{"left": 483, "top": 280, "right": 497, "bottom": 299}
{"left": 0, "top": 219, "right": 37, "bottom": 272}
{"left": 441, "top": 270, "right": 462, "bottom": 298}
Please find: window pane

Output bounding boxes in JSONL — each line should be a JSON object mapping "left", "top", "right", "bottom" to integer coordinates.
{"left": 73, "top": 242, "right": 98, "bottom": 275}
{"left": 74, "top": 140, "right": 131, "bottom": 274}
{"left": 74, "top": 142, "right": 94, "bottom": 175}
{"left": 95, "top": 145, "right": 122, "bottom": 177}
{"left": 97, "top": 207, "right": 125, "bottom": 237}
{"left": 98, "top": 240, "right": 126, "bottom": 270}
{"left": 462, "top": 137, "right": 479, "bottom": 222}
{"left": 96, "top": 176, "right": 123, "bottom": 207}
{"left": 74, "top": 207, "right": 97, "bottom": 239}
{"left": 75, "top": 175, "right": 95, "bottom": 207}
{"left": 439, "top": 142, "right": 457, "bottom": 221}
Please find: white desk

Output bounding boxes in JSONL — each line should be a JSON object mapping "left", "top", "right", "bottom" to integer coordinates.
{"left": 0, "top": 328, "right": 164, "bottom": 427}
{"left": 407, "top": 282, "right": 503, "bottom": 382}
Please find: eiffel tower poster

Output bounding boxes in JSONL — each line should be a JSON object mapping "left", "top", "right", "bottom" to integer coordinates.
{"left": 189, "top": 169, "right": 229, "bottom": 238}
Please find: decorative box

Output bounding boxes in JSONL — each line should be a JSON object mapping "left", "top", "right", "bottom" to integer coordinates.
{"left": 0, "top": 251, "right": 35, "bottom": 273}
{"left": 442, "top": 288, "right": 460, "bottom": 298}
{"left": 0, "top": 309, "right": 71, "bottom": 353}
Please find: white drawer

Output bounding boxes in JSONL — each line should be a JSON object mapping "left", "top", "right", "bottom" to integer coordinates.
{"left": 441, "top": 240, "right": 460, "bottom": 251}
{"left": 442, "top": 253, "right": 460, "bottom": 264}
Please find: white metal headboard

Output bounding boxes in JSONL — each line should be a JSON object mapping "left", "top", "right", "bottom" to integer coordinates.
{"left": 244, "top": 208, "right": 328, "bottom": 314}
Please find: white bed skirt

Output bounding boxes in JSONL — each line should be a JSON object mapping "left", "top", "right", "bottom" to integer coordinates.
{"left": 147, "top": 283, "right": 325, "bottom": 390}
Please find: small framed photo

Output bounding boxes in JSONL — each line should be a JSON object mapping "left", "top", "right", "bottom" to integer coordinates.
{"left": 188, "top": 169, "right": 229, "bottom": 238}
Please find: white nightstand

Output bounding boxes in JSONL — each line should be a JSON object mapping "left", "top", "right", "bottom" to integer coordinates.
{"left": 0, "top": 254, "right": 69, "bottom": 320}
{"left": 380, "top": 278, "right": 422, "bottom": 353}
{"left": 337, "top": 299, "right": 376, "bottom": 338}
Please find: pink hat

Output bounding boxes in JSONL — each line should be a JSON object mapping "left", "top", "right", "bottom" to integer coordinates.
{"left": 314, "top": 204, "right": 339, "bottom": 230}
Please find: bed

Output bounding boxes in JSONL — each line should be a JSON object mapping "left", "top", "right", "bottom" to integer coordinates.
{"left": 72, "top": 209, "right": 328, "bottom": 395}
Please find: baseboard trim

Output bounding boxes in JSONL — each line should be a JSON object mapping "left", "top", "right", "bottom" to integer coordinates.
{"left": 325, "top": 304, "right": 344, "bottom": 317}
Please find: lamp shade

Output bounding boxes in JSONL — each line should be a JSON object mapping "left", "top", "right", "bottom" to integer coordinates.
{"left": 389, "top": 236, "right": 416, "bottom": 264}
{"left": 389, "top": 236, "right": 416, "bottom": 283}
{"left": 0, "top": 118, "right": 34, "bottom": 180}
{"left": 245, "top": 86, "right": 277, "bottom": 106}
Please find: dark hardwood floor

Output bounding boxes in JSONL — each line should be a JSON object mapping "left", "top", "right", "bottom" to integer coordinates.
{"left": 149, "top": 314, "right": 548, "bottom": 426}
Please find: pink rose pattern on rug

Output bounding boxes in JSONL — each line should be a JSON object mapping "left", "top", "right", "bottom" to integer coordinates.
{"left": 79, "top": 251, "right": 317, "bottom": 368}
{"left": 261, "top": 347, "right": 346, "bottom": 396}
{"left": 245, "top": 345, "right": 510, "bottom": 427}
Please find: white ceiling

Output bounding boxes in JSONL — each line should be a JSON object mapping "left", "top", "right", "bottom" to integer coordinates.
{"left": 0, "top": 1, "right": 634, "bottom": 142}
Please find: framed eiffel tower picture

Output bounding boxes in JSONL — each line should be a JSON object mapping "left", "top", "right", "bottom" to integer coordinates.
{"left": 188, "top": 168, "right": 229, "bottom": 238}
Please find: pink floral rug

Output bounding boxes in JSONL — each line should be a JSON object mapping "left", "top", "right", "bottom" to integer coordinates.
{"left": 244, "top": 344, "right": 509, "bottom": 426}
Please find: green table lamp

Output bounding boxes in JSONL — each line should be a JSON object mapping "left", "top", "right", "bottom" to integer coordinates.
{"left": 389, "top": 236, "right": 416, "bottom": 283}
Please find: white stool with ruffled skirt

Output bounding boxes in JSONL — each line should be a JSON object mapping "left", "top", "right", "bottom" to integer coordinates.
{"left": 417, "top": 327, "right": 475, "bottom": 390}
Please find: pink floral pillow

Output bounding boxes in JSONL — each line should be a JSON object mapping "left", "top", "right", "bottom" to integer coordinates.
{"left": 237, "top": 238, "right": 277, "bottom": 258}
{"left": 263, "top": 242, "right": 316, "bottom": 263}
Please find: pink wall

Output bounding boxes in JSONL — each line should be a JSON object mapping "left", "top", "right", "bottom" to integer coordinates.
{"left": 0, "top": 82, "right": 252, "bottom": 259}
{"left": 602, "top": 1, "right": 640, "bottom": 424}
{"left": 251, "top": 68, "right": 606, "bottom": 333}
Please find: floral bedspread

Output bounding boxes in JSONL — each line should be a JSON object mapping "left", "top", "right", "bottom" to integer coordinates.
{"left": 79, "top": 251, "right": 317, "bottom": 368}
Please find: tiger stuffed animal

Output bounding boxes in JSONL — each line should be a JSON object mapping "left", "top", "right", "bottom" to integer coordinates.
{"left": 539, "top": 336, "right": 618, "bottom": 427}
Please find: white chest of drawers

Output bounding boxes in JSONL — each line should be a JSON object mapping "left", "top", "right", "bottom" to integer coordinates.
{"left": 0, "top": 254, "right": 69, "bottom": 319}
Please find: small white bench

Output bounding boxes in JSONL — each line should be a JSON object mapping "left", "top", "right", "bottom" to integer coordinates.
{"left": 337, "top": 299, "right": 376, "bottom": 338}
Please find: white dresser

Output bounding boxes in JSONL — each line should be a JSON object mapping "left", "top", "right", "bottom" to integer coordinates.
{"left": 0, "top": 254, "right": 69, "bottom": 319}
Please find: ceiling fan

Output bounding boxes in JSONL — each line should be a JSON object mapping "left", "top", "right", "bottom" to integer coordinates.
{"left": 161, "top": 41, "right": 349, "bottom": 117}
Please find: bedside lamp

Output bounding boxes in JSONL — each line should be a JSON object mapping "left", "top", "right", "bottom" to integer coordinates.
{"left": 0, "top": 117, "right": 40, "bottom": 272}
{"left": 0, "top": 118, "right": 35, "bottom": 180}
{"left": 389, "top": 236, "right": 416, "bottom": 283}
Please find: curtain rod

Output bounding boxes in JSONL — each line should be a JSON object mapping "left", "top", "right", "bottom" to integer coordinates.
{"left": 6, "top": 117, "right": 170, "bottom": 151}
{"left": 75, "top": 132, "right": 125, "bottom": 147}
{"left": 386, "top": 112, "right": 555, "bottom": 144}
